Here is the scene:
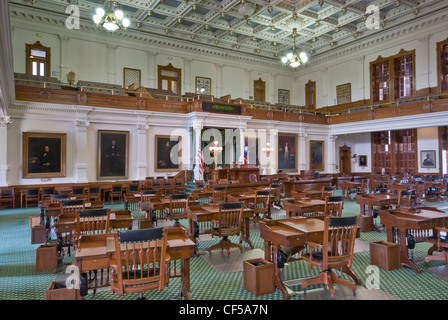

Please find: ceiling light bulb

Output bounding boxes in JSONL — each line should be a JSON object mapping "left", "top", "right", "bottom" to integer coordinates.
{"left": 300, "top": 52, "right": 308, "bottom": 62}
{"left": 122, "top": 18, "right": 130, "bottom": 28}
{"left": 114, "top": 9, "right": 123, "bottom": 21}
{"left": 93, "top": 14, "right": 101, "bottom": 24}
{"left": 290, "top": 61, "right": 301, "bottom": 67}
{"left": 96, "top": 8, "right": 105, "bottom": 18}
{"left": 281, "top": 56, "right": 288, "bottom": 63}
{"left": 286, "top": 52, "right": 293, "bottom": 60}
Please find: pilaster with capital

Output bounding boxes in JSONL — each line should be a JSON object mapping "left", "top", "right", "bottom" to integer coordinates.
{"left": 183, "top": 58, "right": 192, "bottom": 93}
{"left": 137, "top": 123, "right": 149, "bottom": 180}
{"left": 215, "top": 63, "right": 223, "bottom": 98}
{"left": 107, "top": 44, "right": 117, "bottom": 84}
{"left": 147, "top": 51, "right": 157, "bottom": 88}
{"left": 298, "top": 132, "right": 307, "bottom": 171}
{"left": 75, "top": 120, "right": 90, "bottom": 183}
{"left": 59, "top": 35, "right": 70, "bottom": 83}
{"left": 327, "top": 135, "right": 338, "bottom": 173}
{"left": 192, "top": 121, "right": 203, "bottom": 180}
{"left": 0, "top": 116, "right": 12, "bottom": 186}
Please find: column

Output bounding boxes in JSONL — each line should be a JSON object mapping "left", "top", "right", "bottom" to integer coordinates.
{"left": 298, "top": 132, "right": 307, "bottom": 172}
{"left": 107, "top": 44, "right": 117, "bottom": 84}
{"left": 321, "top": 67, "right": 328, "bottom": 107}
{"left": 270, "top": 73, "right": 276, "bottom": 104}
{"left": 75, "top": 120, "right": 90, "bottom": 183}
{"left": 244, "top": 68, "right": 251, "bottom": 99}
{"left": 137, "top": 123, "right": 149, "bottom": 180}
{"left": 147, "top": 51, "right": 157, "bottom": 88}
{"left": 59, "top": 35, "right": 70, "bottom": 83}
{"left": 215, "top": 63, "right": 222, "bottom": 98}
{"left": 238, "top": 128, "right": 245, "bottom": 164}
{"left": 357, "top": 55, "right": 366, "bottom": 100}
{"left": 0, "top": 116, "right": 12, "bottom": 186}
{"left": 183, "top": 58, "right": 192, "bottom": 94}
{"left": 327, "top": 135, "right": 338, "bottom": 173}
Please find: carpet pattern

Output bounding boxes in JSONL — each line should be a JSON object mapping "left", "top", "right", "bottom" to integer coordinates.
{"left": 1, "top": 190, "right": 448, "bottom": 300}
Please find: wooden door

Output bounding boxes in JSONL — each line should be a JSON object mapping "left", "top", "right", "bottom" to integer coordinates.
{"left": 339, "top": 145, "right": 351, "bottom": 175}
{"left": 254, "top": 78, "right": 265, "bottom": 102}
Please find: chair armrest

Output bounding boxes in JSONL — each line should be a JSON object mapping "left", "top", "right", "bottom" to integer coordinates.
{"left": 307, "top": 241, "right": 323, "bottom": 249}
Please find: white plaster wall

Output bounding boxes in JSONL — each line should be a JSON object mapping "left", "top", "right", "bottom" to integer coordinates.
{"left": 336, "top": 133, "right": 372, "bottom": 174}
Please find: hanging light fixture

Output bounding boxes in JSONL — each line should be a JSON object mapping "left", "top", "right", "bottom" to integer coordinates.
{"left": 281, "top": 28, "right": 308, "bottom": 68}
{"left": 93, "top": 0, "right": 130, "bottom": 31}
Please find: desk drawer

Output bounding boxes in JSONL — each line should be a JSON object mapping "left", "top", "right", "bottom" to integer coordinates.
{"left": 82, "top": 257, "right": 110, "bottom": 271}
{"left": 169, "top": 248, "right": 191, "bottom": 260}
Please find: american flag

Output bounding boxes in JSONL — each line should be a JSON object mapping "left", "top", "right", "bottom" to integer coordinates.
{"left": 197, "top": 148, "right": 204, "bottom": 178}
{"left": 244, "top": 138, "right": 248, "bottom": 164}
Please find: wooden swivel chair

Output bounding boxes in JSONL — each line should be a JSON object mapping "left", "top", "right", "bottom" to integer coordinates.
{"left": 0, "top": 187, "right": 15, "bottom": 209}
{"left": 167, "top": 193, "right": 188, "bottom": 226}
{"left": 317, "top": 196, "right": 344, "bottom": 217}
{"left": 424, "top": 227, "right": 448, "bottom": 263}
{"left": 72, "top": 186, "right": 88, "bottom": 200}
{"left": 321, "top": 186, "right": 335, "bottom": 200}
{"left": 249, "top": 190, "right": 271, "bottom": 222}
{"left": 110, "top": 227, "right": 169, "bottom": 299}
{"left": 301, "top": 215, "right": 360, "bottom": 299}
{"left": 208, "top": 202, "right": 243, "bottom": 257}
{"left": 270, "top": 184, "right": 281, "bottom": 207}
{"left": 110, "top": 186, "right": 123, "bottom": 204}
{"left": 40, "top": 187, "right": 55, "bottom": 201}
{"left": 51, "top": 194, "right": 70, "bottom": 203}
{"left": 25, "top": 188, "right": 40, "bottom": 208}
{"left": 87, "top": 187, "right": 101, "bottom": 202}
{"left": 73, "top": 208, "right": 111, "bottom": 250}
{"left": 174, "top": 179, "right": 186, "bottom": 194}
{"left": 209, "top": 186, "right": 227, "bottom": 204}
{"left": 397, "top": 190, "right": 414, "bottom": 208}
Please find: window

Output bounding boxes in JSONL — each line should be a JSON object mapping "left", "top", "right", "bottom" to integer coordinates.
{"left": 305, "top": 80, "right": 316, "bottom": 109}
{"left": 158, "top": 63, "right": 181, "bottom": 94}
{"left": 437, "top": 38, "right": 448, "bottom": 93}
{"left": 26, "top": 41, "right": 51, "bottom": 77}
{"left": 370, "top": 49, "right": 415, "bottom": 103}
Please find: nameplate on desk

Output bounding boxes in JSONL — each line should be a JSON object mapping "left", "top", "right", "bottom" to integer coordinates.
{"left": 202, "top": 102, "right": 241, "bottom": 114}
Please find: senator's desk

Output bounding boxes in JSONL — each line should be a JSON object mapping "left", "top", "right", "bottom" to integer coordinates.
{"left": 291, "top": 189, "right": 322, "bottom": 200}
{"left": 339, "top": 181, "right": 362, "bottom": 199}
{"left": 186, "top": 204, "right": 255, "bottom": 249}
{"left": 388, "top": 183, "right": 413, "bottom": 195}
{"left": 378, "top": 207, "right": 448, "bottom": 273}
{"left": 282, "top": 178, "right": 333, "bottom": 197}
{"left": 227, "top": 192, "right": 274, "bottom": 219}
{"left": 282, "top": 199, "right": 326, "bottom": 218}
{"left": 228, "top": 166, "right": 260, "bottom": 183}
{"left": 355, "top": 193, "right": 399, "bottom": 231}
{"left": 75, "top": 227, "right": 196, "bottom": 299}
{"left": 259, "top": 217, "right": 361, "bottom": 300}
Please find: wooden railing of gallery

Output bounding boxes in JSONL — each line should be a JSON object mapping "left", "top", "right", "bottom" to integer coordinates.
{"left": 13, "top": 81, "right": 448, "bottom": 125}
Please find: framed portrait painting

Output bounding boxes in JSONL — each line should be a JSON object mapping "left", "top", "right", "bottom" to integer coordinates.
{"left": 277, "top": 133, "right": 297, "bottom": 172}
{"left": 359, "top": 155, "right": 367, "bottom": 167}
{"left": 97, "top": 130, "right": 129, "bottom": 180}
{"left": 310, "top": 140, "right": 324, "bottom": 171}
{"left": 155, "top": 135, "right": 181, "bottom": 172}
{"left": 22, "top": 132, "right": 66, "bottom": 179}
{"left": 421, "top": 150, "right": 436, "bottom": 168}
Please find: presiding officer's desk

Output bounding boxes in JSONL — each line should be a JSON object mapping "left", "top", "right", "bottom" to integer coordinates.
{"left": 75, "top": 226, "right": 196, "bottom": 299}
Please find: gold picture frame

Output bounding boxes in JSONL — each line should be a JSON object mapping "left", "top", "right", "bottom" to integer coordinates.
{"left": 277, "top": 133, "right": 297, "bottom": 172}
{"left": 359, "top": 155, "right": 367, "bottom": 167}
{"left": 155, "top": 135, "right": 182, "bottom": 172}
{"left": 22, "top": 132, "right": 66, "bottom": 179}
{"left": 310, "top": 140, "right": 325, "bottom": 171}
{"left": 97, "top": 130, "right": 129, "bottom": 180}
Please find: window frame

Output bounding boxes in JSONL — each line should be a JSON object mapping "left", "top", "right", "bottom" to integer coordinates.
{"left": 437, "top": 38, "right": 448, "bottom": 94}
{"left": 369, "top": 49, "right": 416, "bottom": 104}
{"left": 157, "top": 63, "right": 182, "bottom": 95}
{"left": 26, "top": 41, "right": 51, "bottom": 77}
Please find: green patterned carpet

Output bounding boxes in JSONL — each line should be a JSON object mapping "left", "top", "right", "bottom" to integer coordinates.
{"left": 1, "top": 190, "right": 448, "bottom": 300}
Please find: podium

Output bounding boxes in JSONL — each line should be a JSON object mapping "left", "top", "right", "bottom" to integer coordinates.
{"left": 229, "top": 165, "right": 260, "bottom": 183}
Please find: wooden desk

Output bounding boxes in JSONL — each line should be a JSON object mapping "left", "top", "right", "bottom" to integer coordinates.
{"left": 379, "top": 207, "right": 448, "bottom": 273}
{"left": 283, "top": 199, "right": 326, "bottom": 218}
{"left": 75, "top": 227, "right": 196, "bottom": 299}
{"left": 259, "top": 217, "right": 361, "bottom": 299}
{"left": 355, "top": 193, "right": 399, "bottom": 230}
{"left": 291, "top": 189, "right": 322, "bottom": 200}
{"left": 282, "top": 178, "right": 333, "bottom": 197}
{"left": 186, "top": 204, "right": 255, "bottom": 249}
{"left": 339, "top": 181, "right": 362, "bottom": 199}
{"left": 229, "top": 166, "right": 260, "bottom": 183}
